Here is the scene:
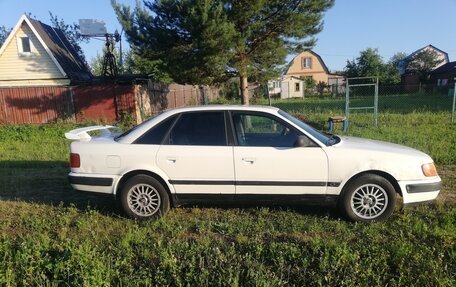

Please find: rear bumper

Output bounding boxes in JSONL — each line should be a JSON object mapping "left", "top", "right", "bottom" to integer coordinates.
{"left": 68, "top": 173, "right": 118, "bottom": 194}
{"left": 399, "top": 177, "right": 441, "bottom": 204}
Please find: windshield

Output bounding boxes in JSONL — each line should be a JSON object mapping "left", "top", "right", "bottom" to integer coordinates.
{"left": 278, "top": 110, "right": 338, "bottom": 146}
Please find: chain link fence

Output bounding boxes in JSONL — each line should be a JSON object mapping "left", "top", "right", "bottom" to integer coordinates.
{"left": 257, "top": 82, "right": 456, "bottom": 131}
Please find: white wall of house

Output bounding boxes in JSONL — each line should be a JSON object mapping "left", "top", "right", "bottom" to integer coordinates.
{"left": 267, "top": 80, "right": 281, "bottom": 95}
{"left": 282, "top": 77, "right": 304, "bottom": 98}
{"left": 268, "top": 77, "right": 305, "bottom": 99}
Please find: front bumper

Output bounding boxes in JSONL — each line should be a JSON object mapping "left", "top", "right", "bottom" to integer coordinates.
{"left": 68, "top": 172, "right": 118, "bottom": 194}
{"left": 398, "top": 177, "right": 441, "bottom": 204}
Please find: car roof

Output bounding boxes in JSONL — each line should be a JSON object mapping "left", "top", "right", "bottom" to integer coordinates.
{"left": 163, "top": 105, "right": 281, "bottom": 114}
{"left": 117, "top": 105, "right": 282, "bottom": 144}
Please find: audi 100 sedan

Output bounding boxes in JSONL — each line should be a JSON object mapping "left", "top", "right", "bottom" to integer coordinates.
{"left": 65, "top": 106, "right": 441, "bottom": 222}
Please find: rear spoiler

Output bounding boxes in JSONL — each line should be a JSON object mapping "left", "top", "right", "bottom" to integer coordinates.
{"left": 65, "top": 125, "right": 121, "bottom": 141}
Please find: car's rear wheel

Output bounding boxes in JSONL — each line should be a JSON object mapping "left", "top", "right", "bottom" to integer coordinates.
{"left": 340, "top": 174, "right": 396, "bottom": 222}
{"left": 120, "top": 175, "right": 170, "bottom": 220}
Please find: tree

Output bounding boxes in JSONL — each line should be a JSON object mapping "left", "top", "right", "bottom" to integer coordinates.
{"left": 48, "top": 12, "right": 89, "bottom": 65}
{"left": 404, "top": 49, "right": 443, "bottom": 83}
{"left": 343, "top": 48, "right": 404, "bottom": 85}
{"left": 123, "top": 50, "right": 173, "bottom": 82}
{"left": 112, "top": 0, "right": 334, "bottom": 104}
{"left": 356, "top": 48, "right": 384, "bottom": 78}
{"left": 90, "top": 48, "right": 173, "bottom": 82}
{"left": 0, "top": 26, "right": 12, "bottom": 47}
{"left": 90, "top": 52, "right": 109, "bottom": 77}
{"left": 383, "top": 52, "right": 406, "bottom": 85}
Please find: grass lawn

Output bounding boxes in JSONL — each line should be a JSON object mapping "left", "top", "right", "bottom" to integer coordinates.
{"left": 0, "top": 96, "right": 454, "bottom": 286}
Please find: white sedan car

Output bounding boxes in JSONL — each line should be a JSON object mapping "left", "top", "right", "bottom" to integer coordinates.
{"left": 65, "top": 105, "right": 441, "bottom": 222}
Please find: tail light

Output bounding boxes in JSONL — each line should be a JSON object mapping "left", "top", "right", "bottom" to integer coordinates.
{"left": 70, "top": 153, "right": 80, "bottom": 168}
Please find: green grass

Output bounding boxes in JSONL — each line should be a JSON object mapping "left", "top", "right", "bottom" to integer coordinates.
{"left": 0, "top": 96, "right": 454, "bottom": 286}
{"left": 0, "top": 201, "right": 454, "bottom": 286}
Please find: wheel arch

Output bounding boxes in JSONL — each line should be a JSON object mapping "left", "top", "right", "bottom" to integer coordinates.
{"left": 340, "top": 170, "right": 402, "bottom": 198}
{"left": 115, "top": 170, "right": 175, "bottom": 206}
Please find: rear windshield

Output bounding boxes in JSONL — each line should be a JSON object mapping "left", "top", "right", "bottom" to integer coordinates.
{"left": 114, "top": 116, "right": 156, "bottom": 141}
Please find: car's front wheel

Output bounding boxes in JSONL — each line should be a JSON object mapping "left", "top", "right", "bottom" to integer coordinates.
{"left": 120, "top": 175, "right": 170, "bottom": 220}
{"left": 340, "top": 174, "right": 396, "bottom": 222}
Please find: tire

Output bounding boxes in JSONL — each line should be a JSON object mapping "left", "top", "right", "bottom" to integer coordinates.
{"left": 339, "top": 174, "right": 396, "bottom": 222}
{"left": 119, "top": 175, "right": 170, "bottom": 220}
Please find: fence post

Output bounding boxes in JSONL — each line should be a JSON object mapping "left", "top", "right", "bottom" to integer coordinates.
{"left": 374, "top": 77, "right": 379, "bottom": 127}
{"left": 344, "top": 78, "right": 349, "bottom": 131}
{"left": 452, "top": 82, "right": 456, "bottom": 123}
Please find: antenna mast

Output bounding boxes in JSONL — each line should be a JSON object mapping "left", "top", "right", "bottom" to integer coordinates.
{"left": 79, "top": 19, "right": 122, "bottom": 78}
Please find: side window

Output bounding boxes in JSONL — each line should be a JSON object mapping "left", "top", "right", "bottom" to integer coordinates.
{"left": 168, "top": 112, "right": 227, "bottom": 146}
{"left": 134, "top": 115, "right": 177, "bottom": 144}
{"left": 232, "top": 113, "right": 301, "bottom": 147}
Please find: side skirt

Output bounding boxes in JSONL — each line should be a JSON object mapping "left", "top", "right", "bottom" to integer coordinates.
{"left": 171, "top": 194, "right": 339, "bottom": 207}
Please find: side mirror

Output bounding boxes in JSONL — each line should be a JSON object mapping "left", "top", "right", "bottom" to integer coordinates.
{"left": 294, "top": 135, "right": 314, "bottom": 147}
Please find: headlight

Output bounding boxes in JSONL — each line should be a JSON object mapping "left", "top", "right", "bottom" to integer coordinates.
{"left": 422, "top": 163, "right": 438, "bottom": 177}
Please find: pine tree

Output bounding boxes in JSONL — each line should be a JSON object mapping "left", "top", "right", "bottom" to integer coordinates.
{"left": 112, "top": 0, "right": 334, "bottom": 104}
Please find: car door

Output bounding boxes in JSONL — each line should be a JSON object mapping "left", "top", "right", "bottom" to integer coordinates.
{"left": 231, "top": 111, "right": 329, "bottom": 197}
{"left": 156, "top": 111, "right": 235, "bottom": 195}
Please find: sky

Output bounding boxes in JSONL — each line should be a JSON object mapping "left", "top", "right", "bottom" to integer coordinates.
{"left": 0, "top": 0, "right": 455, "bottom": 72}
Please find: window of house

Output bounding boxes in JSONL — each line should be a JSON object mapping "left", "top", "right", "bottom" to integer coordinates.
{"left": 168, "top": 112, "right": 227, "bottom": 146}
{"left": 301, "top": 57, "right": 312, "bottom": 69}
{"left": 17, "top": 36, "right": 33, "bottom": 56}
{"left": 21, "top": 37, "right": 31, "bottom": 52}
{"left": 295, "top": 83, "right": 300, "bottom": 92}
{"left": 441, "top": 79, "right": 448, "bottom": 86}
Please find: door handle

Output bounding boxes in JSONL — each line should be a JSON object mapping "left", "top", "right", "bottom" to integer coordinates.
{"left": 166, "top": 157, "right": 177, "bottom": 163}
{"left": 242, "top": 158, "right": 255, "bottom": 164}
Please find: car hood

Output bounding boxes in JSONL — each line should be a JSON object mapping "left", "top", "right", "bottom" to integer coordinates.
{"left": 333, "top": 136, "right": 431, "bottom": 160}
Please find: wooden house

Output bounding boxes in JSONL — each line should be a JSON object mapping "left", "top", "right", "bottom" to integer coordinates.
{"left": 0, "top": 15, "right": 91, "bottom": 87}
{"left": 284, "top": 50, "right": 343, "bottom": 84}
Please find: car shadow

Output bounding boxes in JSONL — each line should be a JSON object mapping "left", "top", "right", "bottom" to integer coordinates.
{"left": 0, "top": 160, "right": 345, "bottom": 221}
{"left": 181, "top": 202, "right": 343, "bottom": 220}
{"left": 0, "top": 160, "right": 117, "bottom": 215}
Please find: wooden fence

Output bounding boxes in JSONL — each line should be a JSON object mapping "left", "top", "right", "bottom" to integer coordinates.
{"left": 0, "top": 82, "right": 219, "bottom": 124}
{"left": 135, "top": 82, "right": 220, "bottom": 122}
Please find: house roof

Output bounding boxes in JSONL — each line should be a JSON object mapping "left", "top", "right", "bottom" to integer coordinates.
{"left": 0, "top": 15, "right": 91, "bottom": 82}
{"left": 284, "top": 50, "right": 333, "bottom": 76}
{"left": 430, "top": 61, "right": 456, "bottom": 75}
{"left": 406, "top": 44, "right": 449, "bottom": 61}
{"left": 399, "top": 44, "right": 450, "bottom": 75}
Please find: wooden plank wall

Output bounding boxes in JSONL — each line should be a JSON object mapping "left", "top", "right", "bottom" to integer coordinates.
{"left": 0, "top": 86, "right": 73, "bottom": 124}
{"left": 0, "top": 84, "right": 136, "bottom": 124}
{"left": 0, "top": 82, "right": 219, "bottom": 124}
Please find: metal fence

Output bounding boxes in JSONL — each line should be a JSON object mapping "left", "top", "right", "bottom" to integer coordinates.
{"left": 259, "top": 82, "right": 456, "bottom": 131}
